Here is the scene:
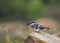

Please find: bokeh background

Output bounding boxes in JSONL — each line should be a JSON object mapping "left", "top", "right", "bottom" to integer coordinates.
{"left": 0, "top": 0, "right": 60, "bottom": 43}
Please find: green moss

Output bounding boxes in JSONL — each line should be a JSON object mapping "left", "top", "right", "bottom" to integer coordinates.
{"left": 49, "top": 28, "right": 56, "bottom": 34}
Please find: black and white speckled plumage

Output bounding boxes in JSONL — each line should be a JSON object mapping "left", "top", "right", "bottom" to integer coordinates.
{"left": 27, "top": 20, "right": 50, "bottom": 31}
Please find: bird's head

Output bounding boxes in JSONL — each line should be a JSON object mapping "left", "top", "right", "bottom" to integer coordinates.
{"left": 26, "top": 20, "right": 35, "bottom": 25}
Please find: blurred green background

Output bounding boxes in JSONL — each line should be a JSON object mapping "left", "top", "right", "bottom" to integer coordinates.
{"left": 0, "top": 0, "right": 60, "bottom": 22}
{"left": 0, "top": 0, "right": 60, "bottom": 43}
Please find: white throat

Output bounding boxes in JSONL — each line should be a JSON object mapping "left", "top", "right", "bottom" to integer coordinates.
{"left": 30, "top": 23, "right": 35, "bottom": 26}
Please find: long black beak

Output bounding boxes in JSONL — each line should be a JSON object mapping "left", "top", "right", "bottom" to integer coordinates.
{"left": 26, "top": 23, "right": 31, "bottom": 25}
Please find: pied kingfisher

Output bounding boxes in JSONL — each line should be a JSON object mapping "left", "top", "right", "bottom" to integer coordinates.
{"left": 26, "top": 20, "right": 50, "bottom": 32}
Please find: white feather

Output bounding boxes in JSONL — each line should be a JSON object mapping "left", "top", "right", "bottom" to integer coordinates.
{"left": 33, "top": 28, "right": 40, "bottom": 31}
{"left": 30, "top": 23, "right": 35, "bottom": 26}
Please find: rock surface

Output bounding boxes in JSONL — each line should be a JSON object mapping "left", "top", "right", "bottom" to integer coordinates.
{"left": 24, "top": 32, "right": 60, "bottom": 43}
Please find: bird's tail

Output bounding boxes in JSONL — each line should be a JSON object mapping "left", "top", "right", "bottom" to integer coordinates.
{"left": 44, "top": 27, "right": 50, "bottom": 30}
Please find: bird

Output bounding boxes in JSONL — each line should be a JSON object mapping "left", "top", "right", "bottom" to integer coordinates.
{"left": 26, "top": 20, "right": 50, "bottom": 32}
